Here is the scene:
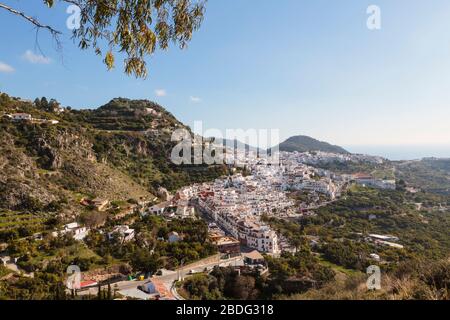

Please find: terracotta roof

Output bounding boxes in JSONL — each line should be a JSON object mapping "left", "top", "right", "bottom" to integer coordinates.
{"left": 80, "top": 280, "right": 98, "bottom": 288}
{"left": 243, "top": 250, "right": 264, "bottom": 261}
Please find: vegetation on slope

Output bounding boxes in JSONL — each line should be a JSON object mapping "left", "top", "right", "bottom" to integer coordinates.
{"left": 277, "top": 135, "right": 349, "bottom": 154}
{"left": 0, "top": 93, "right": 226, "bottom": 220}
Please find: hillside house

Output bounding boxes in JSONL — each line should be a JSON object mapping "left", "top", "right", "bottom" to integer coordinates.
{"left": 108, "top": 225, "right": 135, "bottom": 243}
{"left": 243, "top": 250, "right": 265, "bottom": 265}
{"left": 10, "top": 113, "right": 32, "bottom": 121}
{"left": 353, "top": 173, "right": 396, "bottom": 190}
{"left": 148, "top": 202, "right": 170, "bottom": 215}
{"left": 52, "top": 222, "right": 89, "bottom": 241}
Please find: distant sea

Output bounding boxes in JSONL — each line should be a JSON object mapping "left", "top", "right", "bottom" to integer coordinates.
{"left": 344, "top": 145, "right": 450, "bottom": 161}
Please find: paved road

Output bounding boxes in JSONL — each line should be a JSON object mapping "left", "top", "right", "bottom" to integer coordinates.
{"left": 78, "top": 255, "right": 243, "bottom": 298}
{"left": 170, "top": 283, "right": 185, "bottom": 300}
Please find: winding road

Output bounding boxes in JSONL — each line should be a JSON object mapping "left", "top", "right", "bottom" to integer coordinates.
{"left": 77, "top": 254, "right": 244, "bottom": 300}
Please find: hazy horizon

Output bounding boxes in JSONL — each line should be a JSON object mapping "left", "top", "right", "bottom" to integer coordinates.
{"left": 345, "top": 144, "right": 450, "bottom": 161}
{"left": 211, "top": 135, "right": 450, "bottom": 161}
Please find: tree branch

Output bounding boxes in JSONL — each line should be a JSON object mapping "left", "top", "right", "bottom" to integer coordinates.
{"left": 0, "top": 2, "right": 62, "bottom": 36}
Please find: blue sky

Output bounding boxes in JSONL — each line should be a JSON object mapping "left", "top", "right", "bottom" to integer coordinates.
{"left": 1, "top": 0, "right": 450, "bottom": 150}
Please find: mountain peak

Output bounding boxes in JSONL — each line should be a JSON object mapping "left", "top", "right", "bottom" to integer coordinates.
{"left": 278, "top": 135, "right": 349, "bottom": 154}
{"left": 98, "top": 97, "right": 165, "bottom": 112}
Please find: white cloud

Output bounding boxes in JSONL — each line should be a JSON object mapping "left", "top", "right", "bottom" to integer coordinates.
{"left": 155, "top": 89, "right": 167, "bottom": 97}
{"left": 22, "top": 50, "right": 52, "bottom": 64}
{"left": 190, "top": 96, "right": 202, "bottom": 103}
{"left": 0, "top": 62, "right": 14, "bottom": 73}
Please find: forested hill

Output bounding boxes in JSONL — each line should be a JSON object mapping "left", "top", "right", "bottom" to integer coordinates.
{"left": 277, "top": 135, "right": 349, "bottom": 154}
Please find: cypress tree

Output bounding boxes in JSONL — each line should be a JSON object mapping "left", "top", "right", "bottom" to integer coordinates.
{"left": 97, "top": 284, "right": 102, "bottom": 300}
{"left": 107, "top": 283, "right": 112, "bottom": 300}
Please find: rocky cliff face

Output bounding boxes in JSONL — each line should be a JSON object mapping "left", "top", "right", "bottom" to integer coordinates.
{"left": 0, "top": 126, "right": 150, "bottom": 213}
{"left": 35, "top": 129, "right": 97, "bottom": 169}
{"left": 0, "top": 130, "right": 58, "bottom": 211}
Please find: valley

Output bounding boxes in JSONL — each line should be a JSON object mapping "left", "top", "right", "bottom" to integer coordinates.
{"left": 0, "top": 92, "right": 448, "bottom": 301}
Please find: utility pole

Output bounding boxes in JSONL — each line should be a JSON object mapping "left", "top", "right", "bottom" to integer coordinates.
{"left": 178, "top": 258, "right": 185, "bottom": 282}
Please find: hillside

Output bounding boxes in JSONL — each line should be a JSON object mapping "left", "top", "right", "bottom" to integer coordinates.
{"left": 277, "top": 135, "right": 349, "bottom": 154}
{"left": 0, "top": 93, "right": 227, "bottom": 236}
{"left": 394, "top": 158, "right": 450, "bottom": 195}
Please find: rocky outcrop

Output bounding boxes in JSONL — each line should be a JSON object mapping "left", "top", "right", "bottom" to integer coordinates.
{"left": 36, "top": 138, "right": 63, "bottom": 170}
{"left": 0, "top": 123, "right": 150, "bottom": 212}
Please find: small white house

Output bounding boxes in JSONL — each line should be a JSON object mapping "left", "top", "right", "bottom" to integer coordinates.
{"left": 72, "top": 227, "right": 89, "bottom": 241}
{"left": 64, "top": 222, "right": 79, "bottom": 230}
{"left": 10, "top": 113, "right": 32, "bottom": 121}
{"left": 53, "top": 222, "right": 89, "bottom": 240}
{"left": 148, "top": 202, "right": 168, "bottom": 215}
{"left": 108, "top": 225, "right": 135, "bottom": 243}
